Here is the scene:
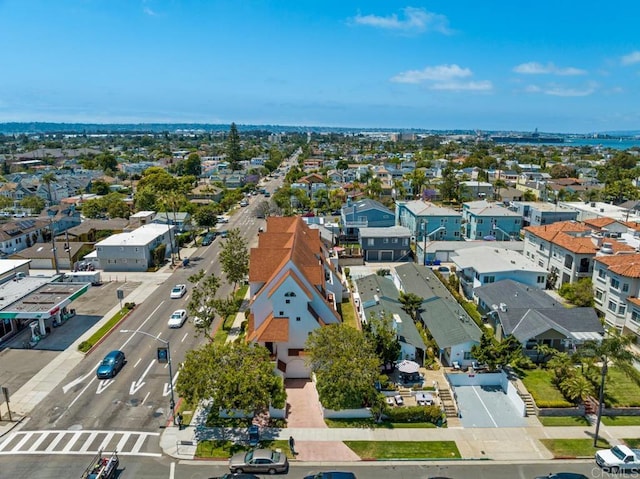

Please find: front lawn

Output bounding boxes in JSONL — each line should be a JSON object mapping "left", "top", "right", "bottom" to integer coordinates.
{"left": 538, "top": 416, "right": 590, "bottom": 427}
{"left": 519, "top": 368, "right": 572, "bottom": 408}
{"left": 623, "top": 439, "right": 640, "bottom": 448}
{"left": 604, "top": 367, "right": 640, "bottom": 407}
{"left": 344, "top": 441, "right": 460, "bottom": 460}
{"left": 539, "top": 438, "right": 610, "bottom": 458}
{"left": 338, "top": 299, "right": 358, "bottom": 329}
{"left": 325, "top": 418, "right": 437, "bottom": 429}
{"left": 195, "top": 439, "right": 293, "bottom": 459}
{"left": 601, "top": 416, "right": 640, "bottom": 426}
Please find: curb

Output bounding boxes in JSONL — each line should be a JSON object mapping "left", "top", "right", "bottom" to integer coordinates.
{"left": 82, "top": 307, "right": 137, "bottom": 357}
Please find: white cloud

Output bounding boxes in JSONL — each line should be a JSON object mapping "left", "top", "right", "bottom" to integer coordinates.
{"left": 513, "top": 62, "right": 586, "bottom": 76}
{"left": 524, "top": 82, "right": 596, "bottom": 97}
{"left": 143, "top": 7, "right": 157, "bottom": 16}
{"left": 621, "top": 51, "right": 640, "bottom": 65}
{"left": 391, "top": 64, "right": 471, "bottom": 84}
{"left": 430, "top": 81, "right": 493, "bottom": 92}
{"left": 352, "top": 7, "right": 451, "bottom": 34}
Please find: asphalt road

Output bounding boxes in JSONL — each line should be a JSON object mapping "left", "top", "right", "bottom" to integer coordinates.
{"left": 0, "top": 454, "right": 603, "bottom": 479}
{"left": 20, "top": 174, "right": 276, "bottom": 436}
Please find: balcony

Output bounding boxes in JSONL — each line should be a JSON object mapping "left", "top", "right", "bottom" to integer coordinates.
{"left": 343, "top": 220, "right": 368, "bottom": 229}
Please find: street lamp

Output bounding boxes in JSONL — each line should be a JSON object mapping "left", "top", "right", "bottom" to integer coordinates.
{"left": 120, "top": 329, "right": 177, "bottom": 425}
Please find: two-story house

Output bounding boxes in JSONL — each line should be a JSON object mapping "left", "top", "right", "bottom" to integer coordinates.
{"left": 462, "top": 200, "right": 522, "bottom": 240}
{"left": 510, "top": 201, "right": 579, "bottom": 227}
{"left": 523, "top": 221, "right": 634, "bottom": 289}
{"left": 340, "top": 198, "right": 395, "bottom": 242}
{"left": 395, "top": 200, "right": 462, "bottom": 241}
{"left": 0, "top": 219, "right": 48, "bottom": 255}
{"left": 452, "top": 246, "right": 548, "bottom": 299}
{"left": 593, "top": 254, "right": 640, "bottom": 334}
{"left": 247, "top": 217, "right": 342, "bottom": 379}
{"left": 358, "top": 226, "right": 411, "bottom": 262}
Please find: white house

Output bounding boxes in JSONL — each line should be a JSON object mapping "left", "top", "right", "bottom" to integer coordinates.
{"left": 94, "top": 223, "right": 174, "bottom": 272}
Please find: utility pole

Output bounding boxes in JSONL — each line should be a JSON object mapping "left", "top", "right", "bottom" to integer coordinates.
{"left": 64, "top": 230, "right": 72, "bottom": 270}
{"left": 422, "top": 218, "right": 428, "bottom": 266}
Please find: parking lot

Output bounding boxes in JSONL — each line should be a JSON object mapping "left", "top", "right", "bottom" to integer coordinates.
{"left": 455, "top": 384, "right": 528, "bottom": 428}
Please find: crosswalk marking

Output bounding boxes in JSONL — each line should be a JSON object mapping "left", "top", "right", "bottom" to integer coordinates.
{"left": 79, "top": 431, "right": 98, "bottom": 452}
{"left": 0, "top": 430, "right": 160, "bottom": 457}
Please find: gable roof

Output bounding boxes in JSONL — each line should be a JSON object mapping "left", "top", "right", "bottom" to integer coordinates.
{"left": 524, "top": 221, "right": 591, "bottom": 242}
{"left": 501, "top": 307, "right": 603, "bottom": 343}
{"left": 474, "top": 279, "right": 559, "bottom": 310}
{"left": 247, "top": 313, "right": 290, "bottom": 342}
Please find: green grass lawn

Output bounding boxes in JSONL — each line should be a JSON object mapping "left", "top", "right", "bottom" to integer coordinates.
{"left": 519, "top": 368, "right": 572, "bottom": 407}
{"left": 195, "top": 439, "right": 293, "bottom": 459}
{"left": 338, "top": 300, "right": 359, "bottom": 329}
{"left": 78, "top": 306, "right": 132, "bottom": 353}
{"left": 604, "top": 367, "right": 640, "bottom": 407}
{"left": 601, "top": 416, "right": 640, "bottom": 426}
{"left": 325, "top": 418, "right": 437, "bottom": 429}
{"left": 540, "top": 438, "right": 610, "bottom": 458}
{"left": 344, "top": 441, "right": 460, "bottom": 460}
{"left": 623, "top": 439, "right": 640, "bottom": 448}
{"left": 538, "top": 416, "right": 590, "bottom": 427}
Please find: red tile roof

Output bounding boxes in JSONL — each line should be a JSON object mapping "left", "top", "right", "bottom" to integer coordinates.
{"left": 248, "top": 313, "right": 289, "bottom": 342}
{"left": 595, "top": 254, "right": 640, "bottom": 278}
{"left": 583, "top": 217, "right": 618, "bottom": 229}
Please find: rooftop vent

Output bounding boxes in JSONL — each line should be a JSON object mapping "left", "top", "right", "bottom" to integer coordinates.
{"left": 499, "top": 302, "right": 508, "bottom": 312}
{"left": 601, "top": 243, "right": 614, "bottom": 254}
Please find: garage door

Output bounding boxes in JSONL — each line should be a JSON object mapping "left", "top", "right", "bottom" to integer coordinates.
{"left": 435, "top": 251, "right": 449, "bottom": 262}
{"left": 380, "top": 251, "right": 393, "bottom": 261}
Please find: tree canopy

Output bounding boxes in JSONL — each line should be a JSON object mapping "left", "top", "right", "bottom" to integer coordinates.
{"left": 227, "top": 123, "right": 242, "bottom": 171}
{"left": 306, "top": 324, "right": 380, "bottom": 410}
{"left": 219, "top": 228, "right": 249, "bottom": 289}
{"left": 176, "top": 341, "right": 285, "bottom": 415}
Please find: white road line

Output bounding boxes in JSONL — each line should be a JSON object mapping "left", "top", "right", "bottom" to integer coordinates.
{"left": 0, "top": 450, "right": 162, "bottom": 457}
{"left": 181, "top": 332, "right": 188, "bottom": 343}
{"left": 169, "top": 461, "right": 175, "bottom": 479}
{"left": 45, "top": 432, "right": 68, "bottom": 452}
{"left": 27, "top": 432, "right": 51, "bottom": 452}
{"left": 131, "top": 434, "right": 147, "bottom": 454}
{"left": 10, "top": 432, "right": 33, "bottom": 452}
{"left": 0, "top": 434, "right": 14, "bottom": 451}
{"left": 471, "top": 385, "right": 499, "bottom": 427}
{"left": 62, "top": 366, "right": 100, "bottom": 394}
{"left": 133, "top": 357, "right": 142, "bottom": 368}
{"left": 115, "top": 433, "right": 131, "bottom": 453}
{"left": 79, "top": 431, "right": 98, "bottom": 452}
{"left": 119, "top": 302, "right": 165, "bottom": 350}
{"left": 141, "top": 391, "right": 151, "bottom": 405}
{"left": 62, "top": 431, "right": 84, "bottom": 452}
{"left": 97, "top": 432, "right": 114, "bottom": 452}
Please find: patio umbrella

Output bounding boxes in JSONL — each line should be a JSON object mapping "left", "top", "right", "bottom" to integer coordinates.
{"left": 396, "top": 360, "right": 420, "bottom": 374}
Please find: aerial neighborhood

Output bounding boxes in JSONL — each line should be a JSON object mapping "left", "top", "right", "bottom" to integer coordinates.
{"left": 3, "top": 125, "right": 640, "bottom": 469}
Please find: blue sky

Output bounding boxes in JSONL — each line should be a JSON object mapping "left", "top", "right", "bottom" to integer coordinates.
{"left": 1, "top": 1, "right": 639, "bottom": 133}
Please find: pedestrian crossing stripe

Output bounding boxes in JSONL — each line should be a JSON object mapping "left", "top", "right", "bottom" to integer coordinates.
{"left": 0, "top": 430, "right": 161, "bottom": 457}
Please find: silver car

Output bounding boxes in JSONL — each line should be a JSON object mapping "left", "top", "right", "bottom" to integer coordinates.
{"left": 229, "top": 448, "right": 289, "bottom": 475}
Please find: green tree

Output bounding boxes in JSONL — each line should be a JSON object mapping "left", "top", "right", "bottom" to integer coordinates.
{"left": 193, "top": 204, "right": 218, "bottom": 232}
{"left": 95, "top": 152, "right": 118, "bottom": 173}
{"left": 176, "top": 341, "right": 285, "bottom": 416}
{"left": 20, "top": 195, "right": 45, "bottom": 214}
{"left": 398, "top": 291, "right": 423, "bottom": 321}
{"left": 362, "top": 312, "right": 401, "bottom": 367}
{"left": 90, "top": 179, "right": 111, "bottom": 195}
{"left": 227, "top": 123, "right": 242, "bottom": 171}
{"left": 41, "top": 172, "right": 57, "bottom": 205}
{"left": 175, "top": 152, "right": 202, "bottom": 177}
{"left": 186, "top": 269, "right": 221, "bottom": 341}
{"left": 558, "top": 278, "right": 594, "bottom": 307}
{"left": 306, "top": 324, "right": 380, "bottom": 410}
{"left": 219, "top": 228, "right": 249, "bottom": 290}
{"left": 439, "top": 164, "right": 458, "bottom": 202}
{"left": 470, "top": 330, "right": 522, "bottom": 371}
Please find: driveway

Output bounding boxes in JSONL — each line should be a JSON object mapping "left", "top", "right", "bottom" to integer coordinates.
{"left": 285, "top": 379, "right": 360, "bottom": 462}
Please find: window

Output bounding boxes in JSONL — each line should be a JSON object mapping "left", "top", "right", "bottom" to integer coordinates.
{"left": 483, "top": 276, "right": 495, "bottom": 284}
{"left": 608, "top": 301, "right": 616, "bottom": 312}
{"left": 631, "top": 309, "right": 640, "bottom": 324}
{"left": 539, "top": 243, "right": 545, "bottom": 252}
{"left": 623, "top": 283, "right": 630, "bottom": 293}
{"left": 478, "top": 219, "right": 484, "bottom": 224}
{"left": 383, "top": 238, "right": 389, "bottom": 243}
{"left": 288, "top": 349, "right": 304, "bottom": 356}
{"left": 595, "top": 289, "right": 604, "bottom": 301}
{"left": 284, "top": 292, "right": 296, "bottom": 297}
{"left": 296, "top": 316, "right": 301, "bottom": 321}
{"left": 279, "top": 311, "right": 284, "bottom": 316}
{"left": 463, "top": 352, "right": 473, "bottom": 360}
{"left": 538, "top": 260, "right": 544, "bottom": 267}
{"left": 611, "top": 278, "right": 620, "bottom": 290}
{"left": 285, "top": 299, "right": 290, "bottom": 304}
{"left": 368, "top": 238, "right": 374, "bottom": 246}
{"left": 598, "top": 268, "right": 606, "bottom": 279}
{"left": 454, "top": 232, "right": 459, "bottom": 237}
{"left": 619, "top": 304, "right": 627, "bottom": 315}
{"left": 392, "top": 238, "right": 398, "bottom": 243}
{"left": 537, "top": 276, "right": 545, "bottom": 284}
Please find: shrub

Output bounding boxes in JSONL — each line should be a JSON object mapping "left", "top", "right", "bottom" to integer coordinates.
{"left": 384, "top": 405, "right": 442, "bottom": 424}
{"left": 78, "top": 341, "right": 92, "bottom": 353}
{"left": 536, "top": 399, "right": 574, "bottom": 408}
{"left": 124, "top": 302, "right": 136, "bottom": 310}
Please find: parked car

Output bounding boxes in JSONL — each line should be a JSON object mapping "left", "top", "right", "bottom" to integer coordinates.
{"left": 170, "top": 284, "right": 187, "bottom": 299}
{"left": 248, "top": 425, "right": 260, "bottom": 447}
{"left": 534, "top": 474, "right": 588, "bottom": 479}
{"left": 240, "top": 200, "right": 249, "bottom": 207}
{"left": 211, "top": 474, "right": 260, "bottom": 479}
{"left": 220, "top": 230, "right": 228, "bottom": 239}
{"left": 304, "top": 472, "right": 357, "bottom": 479}
{"left": 229, "top": 448, "right": 289, "bottom": 474}
{"left": 168, "top": 309, "right": 188, "bottom": 328}
{"left": 217, "top": 215, "right": 229, "bottom": 223}
{"left": 201, "top": 233, "right": 216, "bottom": 246}
{"left": 96, "top": 350, "right": 126, "bottom": 379}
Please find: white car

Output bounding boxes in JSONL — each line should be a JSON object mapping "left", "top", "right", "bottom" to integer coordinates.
{"left": 168, "top": 309, "right": 188, "bottom": 328}
{"left": 170, "top": 284, "right": 187, "bottom": 299}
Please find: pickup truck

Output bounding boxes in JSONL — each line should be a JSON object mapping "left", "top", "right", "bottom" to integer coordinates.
{"left": 595, "top": 444, "right": 640, "bottom": 472}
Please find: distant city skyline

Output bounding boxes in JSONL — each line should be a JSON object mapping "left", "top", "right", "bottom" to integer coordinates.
{"left": 0, "top": 1, "right": 639, "bottom": 133}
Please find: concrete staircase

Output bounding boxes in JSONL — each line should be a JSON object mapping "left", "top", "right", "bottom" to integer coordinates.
{"left": 437, "top": 388, "right": 458, "bottom": 418}
{"left": 519, "top": 392, "right": 537, "bottom": 417}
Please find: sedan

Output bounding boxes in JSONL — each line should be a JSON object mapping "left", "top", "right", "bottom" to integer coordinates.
{"left": 210, "top": 474, "right": 260, "bottom": 479}
{"left": 96, "top": 350, "right": 126, "bottom": 379}
{"left": 304, "top": 473, "right": 357, "bottom": 479}
{"left": 201, "top": 233, "right": 216, "bottom": 246}
{"left": 168, "top": 309, "right": 188, "bottom": 328}
{"left": 534, "top": 474, "right": 588, "bottom": 479}
{"left": 229, "top": 448, "right": 289, "bottom": 475}
{"left": 170, "top": 284, "right": 187, "bottom": 299}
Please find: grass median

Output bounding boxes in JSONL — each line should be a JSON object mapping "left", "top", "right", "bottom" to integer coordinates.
{"left": 78, "top": 303, "right": 135, "bottom": 353}
{"left": 539, "top": 438, "right": 610, "bottom": 458}
{"left": 344, "top": 440, "right": 460, "bottom": 460}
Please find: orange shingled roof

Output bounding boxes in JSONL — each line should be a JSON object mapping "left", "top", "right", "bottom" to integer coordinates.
{"left": 595, "top": 254, "right": 640, "bottom": 278}
{"left": 628, "top": 297, "right": 640, "bottom": 307}
{"left": 524, "top": 221, "right": 591, "bottom": 242}
{"left": 584, "top": 217, "right": 618, "bottom": 228}
{"left": 267, "top": 270, "right": 313, "bottom": 299}
{"left": 623, "top": 221, "right": 640, "bottom": 232}
{"left": 248, "top": 313, "right": 289, "bottom": 342}
{"left": 552, "top": 233, "right": 633, "bottom": 254}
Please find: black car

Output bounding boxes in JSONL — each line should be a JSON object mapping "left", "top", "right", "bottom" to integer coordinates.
{"left": 304, "top": 473, "right": 357, "bottom": 479}
{"left": 201, "top": 233, "right": 216, "bottom": 246}
{"left": 534, "top": 474, "right": 588, "bottom": 479}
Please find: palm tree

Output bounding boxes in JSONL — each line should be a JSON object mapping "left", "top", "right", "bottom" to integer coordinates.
{"left": 560, "top": 374, "right": 594, "bottom": 403}
{"left": 158, "top": 191, "right": 185, "bottom": 263}
{"left": 41, "top": 172, "right": 57, "bottom": 206}
{"left": 580, "top": 332, "right": 640, "bottom": 446}
{"left": 398, "top": 291, "right": 423, "bottom": 321}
